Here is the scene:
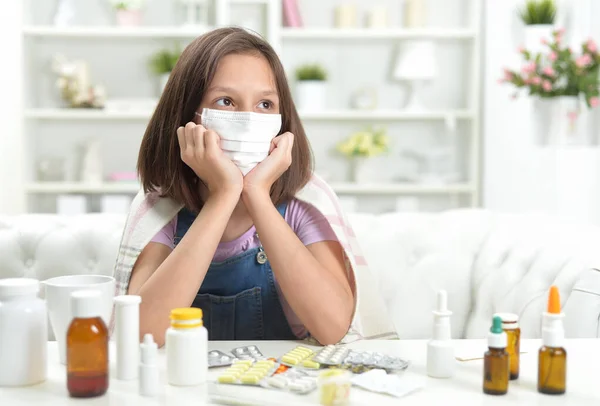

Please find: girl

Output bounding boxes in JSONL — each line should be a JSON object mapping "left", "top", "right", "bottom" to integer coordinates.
{"left": 113, "top": 27, "right": 396, "bottom": 346}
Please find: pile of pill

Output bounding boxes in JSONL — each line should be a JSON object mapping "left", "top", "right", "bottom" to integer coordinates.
{"left": 208, "top": 350, "right": 235, "bottom": 368}
{"left": 217, "top": 359, "right": 278, "bottom": 385}
{"left": 314, "top": 345, "right": 349, "bottom": 366}
{"left": 264, "top": 368, "right": 317, "bottom": 394}
{"left": 231, "top": 345, "right": 264, "bottom": 360}
{"left": 280, "top": 346, "right": 319, "bottom": 369}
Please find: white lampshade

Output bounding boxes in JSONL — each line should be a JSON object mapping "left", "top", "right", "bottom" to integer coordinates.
{"left": 393, "top": 40, "right": 437, "bottom": 81}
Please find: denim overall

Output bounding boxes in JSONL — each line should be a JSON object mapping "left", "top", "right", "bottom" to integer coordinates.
{"left": 173, "top": 203, "right": 297, "bottom": 341}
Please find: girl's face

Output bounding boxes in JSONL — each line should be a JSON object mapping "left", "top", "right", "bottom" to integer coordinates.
{"left": 198, "top": 53, "right": 280, "bottom": 115}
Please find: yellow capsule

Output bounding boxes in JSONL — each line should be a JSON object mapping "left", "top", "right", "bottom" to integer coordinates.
{"left": 255, "top": 360, "right": 275, "bottom": 368}
{"left": 302, "top": 360, "right": 321, "bottom": 369}
{"left": 233, "top": 359, "right": 254, "bottom": 366}
{"left": 217, "top": 374, "right": 236, "bottom": 383}
{"left": 240, "top": 375, "right": 261, "bottom": 384}
{"left": 282, "top": 355, "right": 301, "bottom": 365}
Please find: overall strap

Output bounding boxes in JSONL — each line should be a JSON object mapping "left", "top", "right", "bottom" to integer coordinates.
{"left": 276, "top": 201, "right": 288, "bottom": 218}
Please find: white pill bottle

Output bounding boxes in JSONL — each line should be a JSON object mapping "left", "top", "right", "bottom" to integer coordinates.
{"left": 166, "top": 307, "right": 208, "bottom": 386}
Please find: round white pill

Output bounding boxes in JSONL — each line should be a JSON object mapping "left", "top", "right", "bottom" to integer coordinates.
{"left": 236, "top": 348, "right": 245, "bottom": 354}
{"left": 248, "top": 346, "right": 256, "bottom": 350}
{"left": 221, "top": 356, "right": 230, "bottom": 361}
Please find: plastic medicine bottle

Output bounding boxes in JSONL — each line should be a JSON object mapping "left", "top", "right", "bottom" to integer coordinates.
{"left": 166, "top": 308, "right": 208, "bottom": 386}
{"left": 66, "top": 290, "right": 109, "bottom": 398}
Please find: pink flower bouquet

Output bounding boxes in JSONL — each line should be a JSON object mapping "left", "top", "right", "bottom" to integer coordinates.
{"left": 500, "top": 29, "right": 600, "bottom": 108}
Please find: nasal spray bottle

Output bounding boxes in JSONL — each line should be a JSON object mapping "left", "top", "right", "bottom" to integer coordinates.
{"left": 538, "top": 285, "right": 567, "bottom": 395}
{"left": 427, "top": 290, "right": 455, "bottom": 378}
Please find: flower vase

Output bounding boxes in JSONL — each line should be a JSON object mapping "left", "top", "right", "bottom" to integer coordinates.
{"left": 296, "top": 81, "right": 327, "bottom": 111}
{"left": 116, "top": 10, "right": 142, "bottom": 27}
{"left": 533, "top": 96, "right": 592, "bottom": 146}
{"left": 350, "top": 157, "right": 368, "bottom": 183}
{"left": 524, "top": 24, "right": 554, "bottom": 54}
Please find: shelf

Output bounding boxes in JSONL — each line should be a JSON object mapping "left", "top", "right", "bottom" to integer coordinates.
{"left": 22, "top": 25, "right": 212, "bottom": 38}
{"left": 25, "top": 109, "right": 153, "bottom": 120}
{"left": 26, "top": 182, "right": 474, "bottom": 196}
{"left": 300, "top": 110, "right": 474, "bottom": 121}
{"left": 26, "top": 183, "right": 140, "bottom": 194}
{"left": 25, "top": 108, "right": 473, "bottom": 121}
{"left": 281, "top": 28, "right": 476, "bottom": 40}
{"left": 329, "top": 183, "right": 474, "bottom": 195}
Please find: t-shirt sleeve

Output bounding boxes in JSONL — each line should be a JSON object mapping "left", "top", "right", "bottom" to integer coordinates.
{"left": 150, "top": 216, "right": 176, "bottom": 249}
{"left": 286, "top": 199, "right": 339, "bottom": 246}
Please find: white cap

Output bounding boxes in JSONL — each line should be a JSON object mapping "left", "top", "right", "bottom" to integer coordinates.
{"left": 433, "top": 290, "right": 452, "bottom": 317}
{"left": 542, "top": 312, "right": 565, "bottom": 348}
{"left": 70, "top": 289, "right": 103, "bottom": 319}
{"left": 114, "top": 295, "right": 142, "bottom": 307}
{"left": 494, "top": 312, "right": 519, "bottom": 329}
{"left": 139, "top": 334, "right": 159, "bottom": 397}
{"left": 0, "top": 278, "right": 39, "bottom": 298}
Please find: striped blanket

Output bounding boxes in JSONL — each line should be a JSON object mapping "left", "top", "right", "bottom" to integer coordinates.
{"left": 112, "top": 173, "right": 398, "bottom": 343}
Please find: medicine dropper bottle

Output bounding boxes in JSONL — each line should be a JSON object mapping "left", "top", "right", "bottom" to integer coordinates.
{"left": 538, "top": 285, "right": 567, "bottom": 395}
{"left": 483, "top": 315, "right": 509, "bottom": 395}
{"left": 66, "top": 290, "right": 109, "bottom": 398}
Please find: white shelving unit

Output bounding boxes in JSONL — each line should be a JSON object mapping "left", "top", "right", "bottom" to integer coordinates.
{"left": 25, "top": 108, "right": 475, "bottom": 121}
{"left": 19, "top": 0, "right": 482, "bottom": 214}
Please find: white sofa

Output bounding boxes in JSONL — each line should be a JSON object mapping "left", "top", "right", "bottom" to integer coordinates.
{"left": 1, "top": 210, "right": 599, "bottom": 340}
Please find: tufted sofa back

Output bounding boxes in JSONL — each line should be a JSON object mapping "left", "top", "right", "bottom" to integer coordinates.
{"left": 1, "top": 210, "right": 599, "bottom": 340}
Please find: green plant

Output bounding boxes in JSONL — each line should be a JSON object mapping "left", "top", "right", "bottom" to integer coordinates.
{"left": 148, "top": 46, "right": 181, "bottom": 75}
{"left": 500, "top": 29, "right": 600, "bottom": 108}
{"left": 109, "top": 0, "right": 144, "bottom": 11}
{"left": 295, "top": 64, "right": 327, "bottom": 81}
{"left": 518, "top": 0, "right": 557, "bottom": 25}
{"left": 337, "top": 127, "right": 389, "bottom": 158}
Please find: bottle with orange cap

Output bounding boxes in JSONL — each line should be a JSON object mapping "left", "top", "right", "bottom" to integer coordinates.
{"left": 538, "top": 285, "right": 567, "bottom": 395}
{"left": 166, "top": 308, "right": 208, "bottom": 386}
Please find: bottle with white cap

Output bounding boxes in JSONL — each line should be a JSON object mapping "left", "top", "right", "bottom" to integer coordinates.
{"left": 483, "top": 315, "right": 509, "bottom": 395}
{"left": 67, "top": 289, "right": 109, "bottom": 398}
{"left": 0, "top": 278, "right": 47, "bottom": 387}
{"left": 139, "top": 333, "right": 159, "bottom": 397}
{"left": 426, "top": 290, "right": 455, "bottom": 378}
{"left": 114, "top": 295, "right": 142, "bottom": 380}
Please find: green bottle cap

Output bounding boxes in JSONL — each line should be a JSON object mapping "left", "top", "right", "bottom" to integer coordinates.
{"left": 490, "top": 315, "right": 503, "bottom": 334}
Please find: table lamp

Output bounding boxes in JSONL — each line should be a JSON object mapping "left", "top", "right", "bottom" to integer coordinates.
{"left": 392, "top": 40, "right": 437, "bottom": 111}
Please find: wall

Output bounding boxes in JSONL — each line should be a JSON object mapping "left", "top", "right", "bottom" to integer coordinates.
{"left": 483, "top": 0, "right": 600, "bottom": 225}
{"left": 0, "top": 1, "right": 25, "bottom": 214}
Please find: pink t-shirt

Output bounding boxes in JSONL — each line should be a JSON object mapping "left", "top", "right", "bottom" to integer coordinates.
{"left": 150, "top": 198, "right": 338, "bottom": 339}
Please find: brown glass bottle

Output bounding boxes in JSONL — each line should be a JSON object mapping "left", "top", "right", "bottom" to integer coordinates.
{"left": 503, "top": 323, "right": 521, "bottom": 380}
{"left": 483, "top": 348, "right": 509, "bottom": 395}
{"left": 66, "top": 290, "right": 109, "bottom": 398}
{"left": 538, "top": 346, "right": 566, "bottom": 395}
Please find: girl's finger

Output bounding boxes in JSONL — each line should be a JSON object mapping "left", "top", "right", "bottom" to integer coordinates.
{"left": 192, "top": 124, "right": 207, "bottom": 155}
{"left": 184, "top": 122, "right": 196, "bottom": 149}
{"left": 176, "top": 126, "right": 186, "bottom": 151}
{"left": 204, "top": 129, "right": 221, "bottom": 155}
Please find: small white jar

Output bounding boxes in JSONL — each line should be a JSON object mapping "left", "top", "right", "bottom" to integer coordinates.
{"left": 0, "top": 278, "right": 48, "bottom": 386}
{"left": 166, "top": 308, "right": 207, "bottom": 386}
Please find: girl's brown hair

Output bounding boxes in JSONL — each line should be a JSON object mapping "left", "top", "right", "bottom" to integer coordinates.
{"left": 138, "top": 27, "right": 313, "bottom": 212}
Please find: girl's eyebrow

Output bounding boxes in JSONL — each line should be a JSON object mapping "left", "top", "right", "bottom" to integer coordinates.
{"left": 206, "top": 86, "right": 277, "bottom": 97}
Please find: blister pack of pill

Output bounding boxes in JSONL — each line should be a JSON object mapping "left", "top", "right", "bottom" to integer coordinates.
{"left": 231, "top": 345, "right": 264, "bottom": 360}
{"left": 280, "top": 346, "right": 319, "bottom": 368}
{"left": 217, "top": 359, "right": 279, "bottom": 385}
{"left": 263, "top": 368, "right": 318, "bottom": 395}
{"left": 313, "top": 345, "right": 349, "bottom": 366}
{"left": 208, "top": 350, "right": 236, "bottom": 368}
{"left": 344, "top": 350, "right": 409, "bottom": 373}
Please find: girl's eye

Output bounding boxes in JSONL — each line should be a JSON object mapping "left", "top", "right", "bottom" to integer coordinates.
{"left": 215, "top": 98, "right": 232, "bottom": 107}
{"left": 258, "top": 101, "right": 272, "bottom": 109}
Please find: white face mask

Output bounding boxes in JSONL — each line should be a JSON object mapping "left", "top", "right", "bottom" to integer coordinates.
{"left": 197, "top": 108, "right": 282, "bottom": 175}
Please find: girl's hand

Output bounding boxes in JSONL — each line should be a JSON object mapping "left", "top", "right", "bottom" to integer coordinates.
{"left": 243, "top": 132, "right": 294, "bottom": 199}
{"left": 177, "top": 122, "right": 243, "bottom": 198}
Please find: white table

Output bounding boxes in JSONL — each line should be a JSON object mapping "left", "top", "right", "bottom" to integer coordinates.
{"left": 1, "top": 339, "right": 599, "bottom": 405}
